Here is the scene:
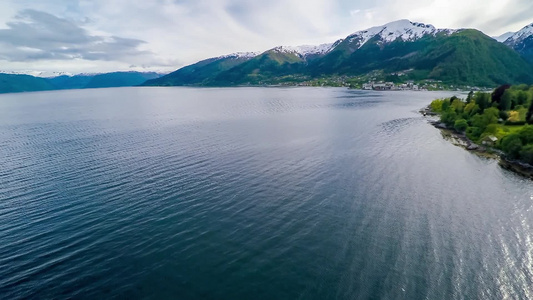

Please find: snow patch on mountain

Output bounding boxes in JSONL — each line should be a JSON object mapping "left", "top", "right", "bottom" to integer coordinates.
{"left": 218, "top": 52, "right": 260, "bottom": 60}
{"left": 494, "top": 32, "right": 514, "bottom": 42}
{"left": 345, "top": 19, "right": 456, "bottom": 50}
{"left": 0, "top": 70, "right": 74, "bottom": 77}
{"left": 504, "top": 23, "right": 533, "bottom": 46}
{"left": 271, "top": 43, "right": 336, "bottom": 57}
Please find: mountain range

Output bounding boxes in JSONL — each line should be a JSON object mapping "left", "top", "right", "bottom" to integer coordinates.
{"left": 3, "top": 19, "right": 533, "bottom": 94}
{"left": 145, "top": 20, "right": 533, "bottom": 88}
{"left": 0, "top": 72, "right": 161, "bottom": 94}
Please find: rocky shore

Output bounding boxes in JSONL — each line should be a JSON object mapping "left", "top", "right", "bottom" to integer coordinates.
{"left": 499, "top": 158, "right": 533, "bottom": 180}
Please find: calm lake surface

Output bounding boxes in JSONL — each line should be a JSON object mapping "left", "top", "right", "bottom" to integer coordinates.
{"left": 1, "top": 87, "right": 533, "bottom": 299}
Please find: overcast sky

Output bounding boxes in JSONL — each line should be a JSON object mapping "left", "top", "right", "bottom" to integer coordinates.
{"left": 1, "top": 0, "right": 532, "bottom": 75}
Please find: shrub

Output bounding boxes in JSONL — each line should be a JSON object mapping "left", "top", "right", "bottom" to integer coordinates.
{"left": 508, "top": 110, "right": 520, "bottom": 122}
{"left": 520, "top": 145, "right": 533, "bottom": 165}
{"left": 501, "top": 134, "right": 523, "bottom": 159}
{"left": 451, "top": 99, "right": 465, "bottom": 113}
{"left": 518, "top": 126, "right": 533, "bottom": 144}
{"left": 454, "top": 119, "right": 468, "bottom": 132}
{"left": 499, "top": 110, "right": 509, "bottom": 120}
{"left": 466, "top": 126, "right": 482, "bottom": 140}
{"left": 505, "top": 121, "right": 526, "bottom": 126}
{"left": 430, "top": 99, "right": 444, "bottom": 112}
{"left": 441, "top": 109, "right": 458, "bottom": 127}
{"left": 484, "top": 124, "right": 498, "bottom": 135}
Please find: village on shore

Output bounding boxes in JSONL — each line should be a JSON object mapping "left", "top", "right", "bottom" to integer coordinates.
{"left": 361, "top": 80, "right": 484, "bottom": 91}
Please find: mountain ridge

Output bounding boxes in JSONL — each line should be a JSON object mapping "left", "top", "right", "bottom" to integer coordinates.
{"left": 144, "top": 19, "right": 533, "bottom": 88}
{"left": 503, "top": 23, "right": 533, "bottom": 63}
{"left": 0, "top": 71, "right": 162, "bottom": 94}
{"left": 3, "top": 19, "right": 533, "bottom": 93}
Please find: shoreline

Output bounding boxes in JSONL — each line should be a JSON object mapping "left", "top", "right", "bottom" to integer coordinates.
{"left": 420, "top": 106, "right": 533, "bottom": 179}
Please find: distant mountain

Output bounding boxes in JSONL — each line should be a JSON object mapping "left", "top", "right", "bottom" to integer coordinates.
{"left": 312, "top": 27, "right": 533, "bottom": 86}
{"left": 0, "top": 71, "right": 163, "bottom": 94}
{"left": 4, "top": 19, "right": 533, "bottom": 93}
{"left": 84, "top": 72, "right": 160, "bottom": 88}
{"left": 0, "top": 73, "right": 55, "bottom": 93}
{"left": 308, "top": 20, "right": 458, "bottom": 75}
{"left": 146, "top": 19, "right": 533, "bottom": 87}
{"left": 211, "top": 47, "right": 316, "bottom": 85}
{"left": 49, "top": 72, "right": 161, "bottom": 90}
{"left": 503, "top": 23, "right": 533, "bottom": 63}
{"left": 143, "top": 53, "right": 257, "bottom": 86}
{"left": 267, "top": 43, "right": 337, "bottom": 60}
{"left": 494, "top": 32, "right": 514, "bottom": 42}
{"left": 143, "top": 44, "right": 343, "bottom": 86}
{"left": 48, "top": 74, "right": 94, "bottom": 90}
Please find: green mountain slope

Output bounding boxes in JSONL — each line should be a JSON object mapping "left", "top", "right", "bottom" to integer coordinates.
{"left": 142, "top": 54, "right": 255, "bottom": 86}
{"left": 503, "top": 23, "right": 533, "bottom": 63}
{"left": 320, "top": 29, "right": 533, "bottom": 86}
{"left": 150, "top": 24, "right": 533, "bottom": 88}
{"left": 515, "top": 36, "right": 533, "bottom": 63}
{"left": 420, "top": 30, "right": 533, "bottom": 86}
{"left": 3, "top": 20, "right": 533, "bottom": 92}
{"left": 211, "top": 49, "right": 307, "bottom": 85}
{"left": 0, "top": 73, "right": 55, "bottom": 93}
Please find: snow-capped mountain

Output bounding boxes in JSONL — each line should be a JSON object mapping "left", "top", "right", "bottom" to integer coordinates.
{"left": 503, "top": 23, "right": 533, "bottom": 46}
{"left": 212, "top": 43, "right": 338, "bottom": 62}
{"left": 217, "top": 52, "right": 260, "bottom": 60}
{"left": 270, "top": 43, "right": 336, "bottom": 57}
{"left": 504, "top": 24, "right": 533, "bottom": 46}
{"left": 0, "top": 70, "right": 73, "bottom": 77}
{"left": 146, "top": 18, "right": 533, "bottom": 87}
{"left": 256, "top": 20, "right": 456, "bottom": 60}
{"left": 494, "top": 32, "right": 514, "bottom": 42}
{"left": 344, "top": 19, "right": 457, "bottom": 50}
{"left": 502, "top": 23, "right": 533, "bottom": 62}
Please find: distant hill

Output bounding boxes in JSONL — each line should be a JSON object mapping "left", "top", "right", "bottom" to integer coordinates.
{"left": 0, "top": 73, "right": 55, "bottom": 93}
{"left": 144, "top": 19, "right": 533, "bottom": 88}
{"left": 0, "top": 71, "right": 163, "bottom": 94}
{"left": 51, "top": 72, "right": 161, "bottom": 89}
{"left": 48, "top": 75, "right": 94, "bottom": 90}
{"left": 84, "top": 72, "right": 160, "bottom": 88}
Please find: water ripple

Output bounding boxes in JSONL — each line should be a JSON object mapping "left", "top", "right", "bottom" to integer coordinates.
{"left": 1, "top": 88, "right": 533, "bottom": 299}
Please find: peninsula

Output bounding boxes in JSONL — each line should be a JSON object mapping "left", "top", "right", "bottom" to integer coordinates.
{"left": 425, "top": 85, "right": 533, "bottom": 178}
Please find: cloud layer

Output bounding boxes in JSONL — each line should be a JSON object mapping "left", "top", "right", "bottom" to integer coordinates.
{"left": 0, "top": 0, "right": 531, "bottom": 75}
{"left": 0, "top": 9, "right": 148, "bottom": 62}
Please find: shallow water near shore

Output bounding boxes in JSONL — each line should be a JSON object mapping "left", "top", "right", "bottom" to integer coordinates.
{"left": 1, "top": 87, "right": 533, "bottom": 299}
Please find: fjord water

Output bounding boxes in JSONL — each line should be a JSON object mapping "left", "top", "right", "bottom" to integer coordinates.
{"left": 1, "top": 87, "right": 532, "bottom": 299}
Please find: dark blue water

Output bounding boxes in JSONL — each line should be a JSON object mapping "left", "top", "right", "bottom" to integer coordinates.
{"left": 1, "top": 87, "right": 532, "bottom": 299}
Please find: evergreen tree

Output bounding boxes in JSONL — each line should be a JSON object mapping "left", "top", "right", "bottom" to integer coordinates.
{"left": 475, "top": 92, "right": 490, "bottom": 112}
{"left": 526, "top": 101, "right": 533, "bottom": 124}
{"left": 466, "top": 91, "right": 474, "bottom": 104}
{"left": 491, "top": 84, "right": 511, "bottom": 104}
{"left": 500, "top": 90, "right": 512, "bottom": 111}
